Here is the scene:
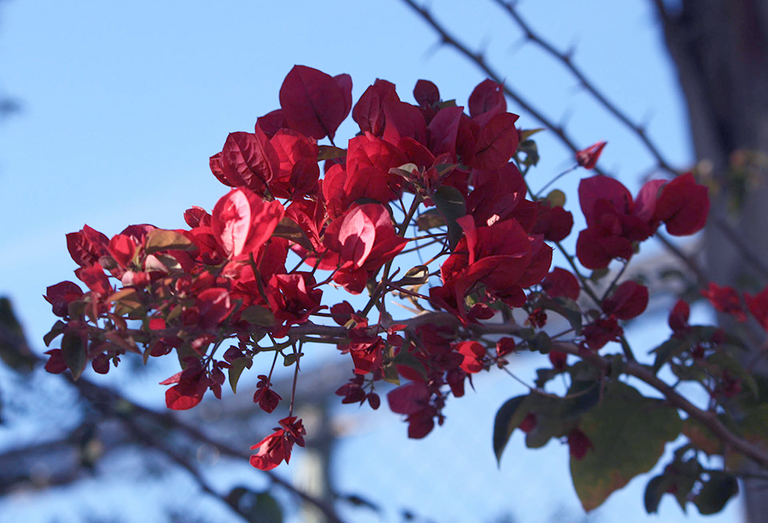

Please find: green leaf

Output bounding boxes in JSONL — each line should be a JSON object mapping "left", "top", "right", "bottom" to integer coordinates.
{"left": 145, "top": 229, "right": 194, "bottom": 254}
{"left": 272, "top": 217, "right": 314, "bottom": 251}
{"left": 228, "top": 357, "right": 252, "bottom": 394}
{"left": 644, "top": 475, "right": 672, "bottom": 514}
{"left": 707, "top": 351, "right": 759, "bottom": 397}
{"left": 570, "top": 382, "right": 683, "bottom": 511}
{"left": 44, "top": 320, "right": 67, "bottom": 347}
{"left": 317, "top": 145, "right": 346, "bottom": 161}
{"left": 416, "top": 209, "right": 446, "bottom": 231}
{"left": 226, "top": 486, "right": 283, "bottom": 523}
{"left": 394, "top": 265, "right": 429, "bottom": 286}
{"left": 61, "top": 330, "right": 87, "bottom": 380}
{"left": 492, "top": 395, "right": 529, "bottom": 465}
{"left": 651, "top": 337, "right": 688, "bottom": 373}
{"left": 0, "top": 298, "right": 36, "bottom": 372}
{"left": 545, "top": 189, "right": 566, "bottom": 208}
{"left": 517, "top": 139, "right": 539, "bottom": 167}
{"left": 694, "top": 471, "right": 739, "bottom": 515}
{"left": 431, "top": 185, "right": 466, "bottom": 249}
{"left": 536, "top": 296, "right": 582, "bottom": 335}
{"left": 240, "top": 305, "right": 275, "bottom": 327}
{"left": 682, "top": 417, "right": 722, "bottom": 455}
{"left": 283, "top": 352, "right": 303, "bottom": 366}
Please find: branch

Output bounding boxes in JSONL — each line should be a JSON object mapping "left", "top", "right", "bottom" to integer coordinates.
{"left": 551, "top": 341, "right": 768, "bottom": 469}
{"left": 491, "top": 0, "right": 679, "bottom": 176}
{"left": 397, "top": 0, "right": 609, "bottom": 177}
{"left": 68, "top": 377, "right": 345, "bottom": 523}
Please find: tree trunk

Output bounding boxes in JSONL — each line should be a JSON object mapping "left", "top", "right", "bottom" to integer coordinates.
{"left": 657, "top": 1, "right": 768, "bottom": 520}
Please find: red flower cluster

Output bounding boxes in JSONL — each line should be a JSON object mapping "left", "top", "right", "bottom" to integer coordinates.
{"left": 577, "top": 173, "right": 709, "bottom": 269}
{"left": 42, "top": 66, "right": 717, "bottom": 475}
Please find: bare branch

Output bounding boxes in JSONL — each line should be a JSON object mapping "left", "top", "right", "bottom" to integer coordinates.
{"left": 398, "top": 0, "right": 609, "bottom": 177}
{"left": 491, "top": 0, "right": 679, "bottom": 176}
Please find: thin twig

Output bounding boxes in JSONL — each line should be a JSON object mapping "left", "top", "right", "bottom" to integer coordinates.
{"left": 492, "top": 0, "right": 678, "bottom": 176}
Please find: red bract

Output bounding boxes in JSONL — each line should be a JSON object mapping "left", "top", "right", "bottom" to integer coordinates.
{"left": 45, "top": 281, "right": 84, "bottom": 317}
{"left": 267, "top": 273, "right": 323, "bottom": 333}
{"left": 249, "top": 417, "right": 306, "bottom": 471}
{"left": 316, "top": 203, "right": 408, "bottom": 294}
{"left": 602, "top": 281, "right": 649, "bottom": 320}
{"left": 668, "top": 299, "right": 691, "bottom": 335}
{"left": 279, "top": 65, "right": 352, "bottom": 141}
{"left": 211, "top": 188, "right": 284, "bottom": 260}
{"left": 67, "top": 225, "right": 109, "bottom": 268}
{"left": 352, "top": 79, "right": 398, "bottom": 136}
{"left": 701, "top": 283, "right": 746, "bottom": 322}
{"left": 532, "top": 201, "right": 574, "bottom": 242}
{"left": 438, "top": 216, "right": 552, "bottom": 319}
{"left": 541, "top": 268, "right": 580, "bottom": 301}
{"left": 456, "top": 341, "right": 486, "bottom": 373}
{"left": 253, "top": 375, "right": 282, "bottom": 414}
{"left": 210, "top": 129, "right": 279, "bottom": 196}
{"left": 655, "top": 173, "right": 709, "bottom": 236}
{"left": 160, "top": 364, "right": 209, "bottom": 411}
{"left": 576, "top": 141, "right": 607, "bottom": 170}
{"left": 745, "top": 285, "right": 768, "bottom": 331}
{"left": 583, "top": 316, "right": 623, "bottom": 350}
{"left": 470, "top": 112, "right": 520, "bottom": 170}
{"left": 468, "top": 79, "right": 507, "bottom": 127}
{"left": 576, "top": 175, "right": 663, "bottom": 269}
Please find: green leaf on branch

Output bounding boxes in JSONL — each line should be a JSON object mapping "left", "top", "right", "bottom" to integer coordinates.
{"left": 416, "top": 208, "right": 446, "bottom": 231}
{"left": 644, "top": 474, "right": 674, "bottom": 514}
{"left": 226, "top": 486, "right": 283, "bottom": 523}
{"left": 493, "top": 395, "right": 529, "bottom": 465}
{"left": 651, "top": 336, "right": 688, "bottom": 373}
{"left": 694, "top": 471, "right": 739, "bottom": 515}
{"left": 61, "top": 330, "right": 87, "bottom": 380}
{"left": 240, "top": 305, "right": 275, "bottom": 327}
{"left": 536, "top": 296, "right": 582, "bottom": 335}
{"left": 317, "top": 145, "right": 346, "bottom": 161}
{"left": 545, "top": 189, "right": 566, "bottom": 208}
{"left": 570, "top": 381, "right": 683, "bottom": 512}
{"left": 228, "top": 357, "right": 252, "bottom": 394}
{"left": 145, "top": 229, "right": 194, "bottom": 254}
{"left": 682, "top": 418, "right": 722, "bottom": 456}
{"left": 394, "top": 265, "right": 430, "bottom": 286}
{"left": 707, "top": 351, "right": 759, "bottom": 397}
{"left": 431, "top": 185, "right": 466, "bottom": 249}
{"left": 273, "top": 217, "right": 314, "bottom": 252}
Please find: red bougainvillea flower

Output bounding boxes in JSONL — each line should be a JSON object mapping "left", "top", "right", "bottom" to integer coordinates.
{"left": 211, "top": 188, "right": 284, "bottom": 260}
{"left": 541, "top": 267, "right": 580, "bottom": 301}
{"left": 456, "top": 341, "right": 486, "bottom": 373}
{"left": 655, "top": 172, "right": 709, "bottom": 236}
{"left": 387, "top": 381, "right": 436, "bottom": 439}
{"left": 576, "top": 141, "right": 607, "bottom": 170}
{"left": 576, "top": 175, "right": 665, "bottom": 269}
{"left": 312, "top": 203, "right": 408, "bottom": 294}
{"left": 745, "top": 285, "right": 768, "bottom": 331}
{"left": 160, "top": 361, "right": 210, "bottom": 411}
{"left": 583, "top": 316, "right": 623, "bottom": 350}
{"left": 249, "top": 416, "right": 307, "bottom": 471}
{"left": 438, "top": 216, "right": 552, "bottom": 319}
{"left": 701, "top": 283, "right": 747, "bottom": 322}
{"left": 45, "top": 281, "right": 84, "bottom": 318}
{"left": 602, "top": 281, "right": 649, "bottom": 320}
{"left": 253, "top": 375, "right": 282, "bottom": 414}
{"left": 279, "top": 65, "right": 352, "bottom": 141}
{"left": 668, "top": 299, "right": 691, "bottom": 335}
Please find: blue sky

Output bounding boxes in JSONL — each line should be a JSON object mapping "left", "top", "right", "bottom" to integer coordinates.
{"left": 0, "top": 1, "right": 741, "bottom": 522}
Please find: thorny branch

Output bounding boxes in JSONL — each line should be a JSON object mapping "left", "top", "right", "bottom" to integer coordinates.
{"left": 398, "top": 0, "right": 608, "bottom": 178}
